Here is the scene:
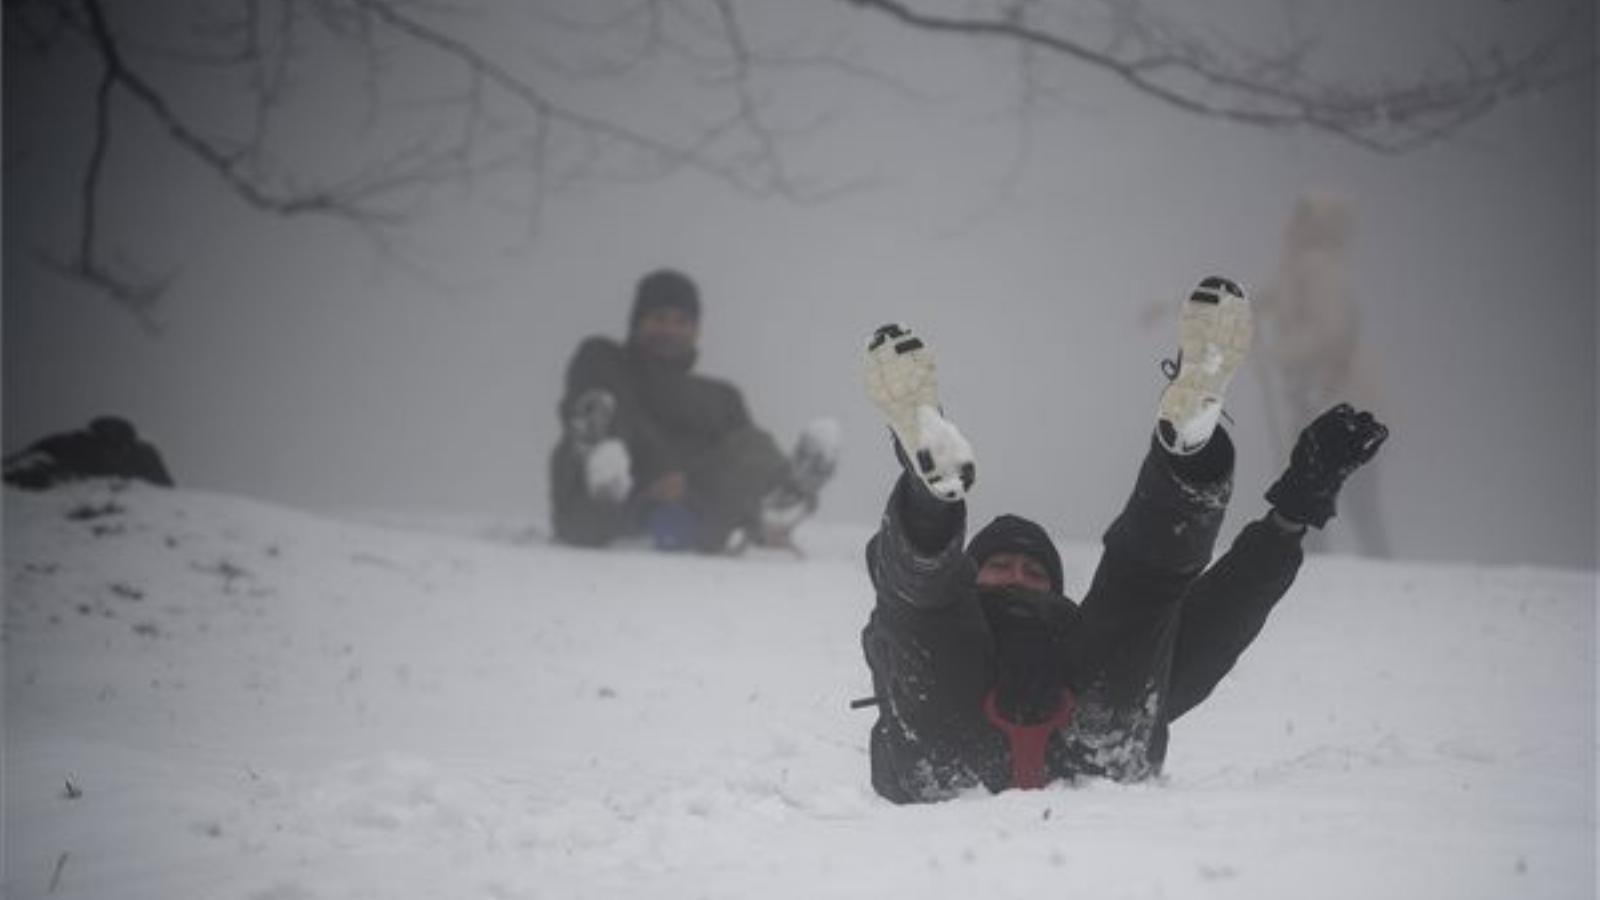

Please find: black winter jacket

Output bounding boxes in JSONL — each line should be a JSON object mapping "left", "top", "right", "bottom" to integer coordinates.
{"left": 559, "top": 337, "right": 752, "bottom": 486}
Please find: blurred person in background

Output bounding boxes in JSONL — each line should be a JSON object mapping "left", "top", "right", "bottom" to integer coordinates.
{"left": 550, "top": 268, "right": 839, "bottom": 554}
{"left": 1254, "top": 191, "right": 1392, "bottom": 558}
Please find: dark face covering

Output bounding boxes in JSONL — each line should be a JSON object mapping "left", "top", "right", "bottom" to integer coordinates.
{"left": 980, "top": 586, "right": 1079, "bottom": 724}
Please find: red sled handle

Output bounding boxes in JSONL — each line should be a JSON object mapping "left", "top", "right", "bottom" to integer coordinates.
{"left": 983, "top": 688, "right": 1076, "bottom": 790}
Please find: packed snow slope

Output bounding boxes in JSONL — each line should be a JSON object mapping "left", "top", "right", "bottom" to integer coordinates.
{"left": 4, "top": 482, "right": 1596, "bottom": 900}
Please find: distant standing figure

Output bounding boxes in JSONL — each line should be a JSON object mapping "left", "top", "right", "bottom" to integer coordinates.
{"left": 1255, "top": 192, "right": 1392, "bottom": 558}
{"left": 549, "top": 268, "right": 839, "bottom": 553}
{"left": 3, "top": 416, "right": 175, "bottom": 490}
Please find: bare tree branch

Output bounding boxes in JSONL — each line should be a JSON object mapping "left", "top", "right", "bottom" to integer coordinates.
{"left": 47, "top": 0, "right": 442, "bottom": 301}
{"left": 342, "top": 0, "right": 817, "bottom": 190}
{"left": 842, "top": 0, "right": 1588, "bottom": 153}
{"left": 26, "top": 0, "right": 851, "bottom": 311}
{"left": 9, "top": 0, "right": 1588, "bottom": 321}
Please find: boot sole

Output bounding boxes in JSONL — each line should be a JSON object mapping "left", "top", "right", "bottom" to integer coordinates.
{"left": 864, "top": 325, "right": 975, "bottom": 499}
{"left": 1158, "top": 279, "right": 1252, "bottom": 453}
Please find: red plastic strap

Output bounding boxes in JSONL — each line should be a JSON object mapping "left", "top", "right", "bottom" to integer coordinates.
{"left": 982, "top": 688, "right": 1076, "bottom": 790}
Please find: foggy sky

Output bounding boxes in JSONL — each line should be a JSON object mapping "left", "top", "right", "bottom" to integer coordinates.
{"left": 4, "top": 0, "right": 1595, "bottom": 568}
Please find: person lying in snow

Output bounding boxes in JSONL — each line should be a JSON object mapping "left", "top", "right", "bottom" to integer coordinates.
{"left": 3, "top": 415, "right": 175, "bottom": 491}
{"left": 550, "top": 268, "right": 839, "bottom": 554}
{"left": 857, "top": 277, "right": 1388, "bottom": 803}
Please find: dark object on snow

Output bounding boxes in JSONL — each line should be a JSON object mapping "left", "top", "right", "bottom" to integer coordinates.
{"left": 3, "top": 416, "right": 175, "bottom": 491}
{"left": 860, "top": 428, "right": 1307, "bottom": 802}
{"left": 1265, "top": 403, "right": 1389, "bottom": 528}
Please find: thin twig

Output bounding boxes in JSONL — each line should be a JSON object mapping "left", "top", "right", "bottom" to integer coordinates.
{"left": 842, "top": 0, "right": 1587, "bottom": 153}
{"left": 48, "top": 852, "right": 70, "bottom": 894}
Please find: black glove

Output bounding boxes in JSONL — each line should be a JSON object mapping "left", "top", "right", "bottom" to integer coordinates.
{"left": 1265, "top": 404, "right": 1389, "bottom": 528}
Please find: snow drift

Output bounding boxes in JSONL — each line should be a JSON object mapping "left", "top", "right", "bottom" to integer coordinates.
{"left": 4, "top": 482, "right": 1595, "bottom": 899}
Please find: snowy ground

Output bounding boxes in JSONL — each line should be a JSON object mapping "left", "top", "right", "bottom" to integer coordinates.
{"left": 4, "top": 481, "right": 1596, "bottom": 900}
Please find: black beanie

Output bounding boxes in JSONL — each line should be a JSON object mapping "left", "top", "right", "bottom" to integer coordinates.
{"left": 630, "top": 269, "right": 700, "bottom": 331}
{"left": 967, "top": 514, "right": 1064, "bottom": 594}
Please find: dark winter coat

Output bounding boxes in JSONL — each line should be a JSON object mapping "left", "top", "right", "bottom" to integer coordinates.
{"left": 3, "top": 418, "right": 175, "bottom": 491}
{"left": 860, "top": 431, "right": 1304, "bottom": 802}
{"left": 550, "top": 337, "right": 788, "bottom": 550}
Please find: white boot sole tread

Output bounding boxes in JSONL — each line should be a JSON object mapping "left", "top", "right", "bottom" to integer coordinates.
{"left": 864, "top": 324, "right": 975, "bottom": 501}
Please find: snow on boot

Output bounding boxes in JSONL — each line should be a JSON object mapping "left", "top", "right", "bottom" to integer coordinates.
{"left": 864, "top": 324, "right": 975, "bottom": 502}
{"left": 565, "top": 388, "right": 631, "bottom": 502}
{"left": 584, "top": 438, "right": 633, "bottom": 503}
{"left": 789, "top": 417, "right": 842, "bottom": 499}
{"left": 756, "top": 417, "right": 842, "bottom": 546}
{"left": 1156, "top": 277, "right": 1252, "bottom": 455}
{"left": 566, "top": 388, "right": 618, "bottom": 457}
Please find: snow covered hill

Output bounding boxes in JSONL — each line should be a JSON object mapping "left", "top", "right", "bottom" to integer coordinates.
{"left": 4, "top": 482, "right": 1596, "bottom": 900}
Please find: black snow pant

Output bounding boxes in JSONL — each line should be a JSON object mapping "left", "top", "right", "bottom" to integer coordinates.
{"left": 1062, "top": 430, "right": 1305, "bottom": 779}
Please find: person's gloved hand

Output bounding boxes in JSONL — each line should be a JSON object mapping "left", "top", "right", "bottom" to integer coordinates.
{"left": 1265, "top": 404, "right": 1389, "bottom": 528}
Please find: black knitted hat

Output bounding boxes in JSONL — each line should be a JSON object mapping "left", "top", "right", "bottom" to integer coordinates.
{"left": 966, "top": 514, "right": 1063, "bottom": 594}
{"left": 630, "top": 269, "right": 700, "bottom": 330}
